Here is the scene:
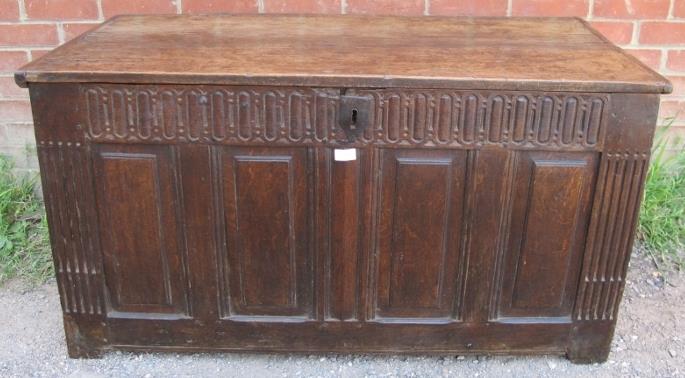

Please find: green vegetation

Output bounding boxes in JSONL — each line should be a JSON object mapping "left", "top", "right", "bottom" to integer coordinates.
{"left": 638, "top": 123, "right": 685, "bottom": 270}
{"left": 0, "top": 157, "right": 52, "bottom": 284}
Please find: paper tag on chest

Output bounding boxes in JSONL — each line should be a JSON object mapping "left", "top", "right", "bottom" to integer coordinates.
{"left": 334, "top": 148, "right": 357, "bottom": 161}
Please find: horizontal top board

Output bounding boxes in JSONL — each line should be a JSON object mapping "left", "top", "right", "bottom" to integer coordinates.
{"left": 15, "top": 14, "right": 671, "bottom": 93}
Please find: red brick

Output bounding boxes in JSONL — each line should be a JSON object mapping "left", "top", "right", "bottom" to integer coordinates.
{"left": 0, "top": 100, "right": 32, "bottom": 122}
{"left": 182, "top": 0, "right": 258, "bottom": 14}
{"left": 25, "top": 0, "right": 99, "bottom": 20}
{"left": 63, "top": 22, "right": 100, "bottom": 42}
{"left": 667, "top": 50, "right": 685, "bottom": 71}
{"left": 673, "top": 0, "right": 685, "bottom": 18}
{"left": 0, "top": 24, "right": 59, "bottom": 46}
{"left": 29, "top": 49, "right": 51, "bottom": 61}
{"left": 594, "top": 0, "right": 670, "bottom": 19}
{"left": 0, "top": 0, "right": 20, "bottom": 21}
{"left": 590, "top": 21, "right": 633, "bottom": 45}
{"left": 0, "top": 51, "right": 28, "bottom": 72}
{"left": 512, "top": 0, "right": 589, "bottom": 16}
{"left": 0, "top": 77, "right": 28, "bottom": 98}
{"left": 264, "top": 0, "right": 340, "bottom": 13}
{"left": 659, "top": 100, "right": 685, "bottom": 123}
{"left": 625, "top": 49, "right": 662, "bottom": 70}
{"left": 346, "top": 0, "right": 424, "bottom": 15}
{"left": 430, "top": 0, "right": 507, "bottom": 16}
{"left": 666, "top": 76, "right": 685, "bottom": 96}
{"left": 640, "top": 22, "right": 685, "bottom": 45}
{"left": 102, "top": 0, "right": 177, "bottom": 17}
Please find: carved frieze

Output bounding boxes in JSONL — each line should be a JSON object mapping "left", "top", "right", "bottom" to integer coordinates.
{"left": 81, "top": 85, "right": 607, "bottom": 149}
{"left": 358, "top": 90, "right": 607, "bottom": 148}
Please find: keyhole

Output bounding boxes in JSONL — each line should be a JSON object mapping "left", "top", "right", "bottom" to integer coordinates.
{"left": 350, "top": 108, "right": 358, "bottom": 130}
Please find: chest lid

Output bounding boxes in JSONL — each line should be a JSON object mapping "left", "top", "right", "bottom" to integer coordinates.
{"left": 15, "top": 14, "right": 671, "bottom": 94}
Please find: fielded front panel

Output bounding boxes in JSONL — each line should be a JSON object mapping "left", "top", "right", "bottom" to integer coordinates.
{"left": 16, "top": 15, "right": 669, "bottom": 363}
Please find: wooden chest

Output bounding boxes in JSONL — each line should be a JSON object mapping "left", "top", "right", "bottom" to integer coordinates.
{"left": 15, "top": 15, "right": 671, "bottom": 363}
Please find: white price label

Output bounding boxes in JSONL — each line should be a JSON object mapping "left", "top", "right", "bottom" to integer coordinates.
{"left": 334, "top": 148, "right": 357, "bottom": 161}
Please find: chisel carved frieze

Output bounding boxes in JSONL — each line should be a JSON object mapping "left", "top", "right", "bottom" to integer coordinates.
{"left": 81, "top": 85, "right": 607, "bottom": 150}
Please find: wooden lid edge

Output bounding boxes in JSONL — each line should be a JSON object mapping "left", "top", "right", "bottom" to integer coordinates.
{"left": 14, "top": 71, "right": 28, "bottom": 88}
{"left": 13, "top": 15, "right": 127, "bottom": 89}
{"left": 14, "top": 71, "right": 673, "bottom": 94}
{"left": 576, "top": 17, "right": 672, "bottom": 94}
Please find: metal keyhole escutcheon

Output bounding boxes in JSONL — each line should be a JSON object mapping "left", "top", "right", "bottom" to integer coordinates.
{"left": 339, "top": 95, "right": 371, "bottom": 143}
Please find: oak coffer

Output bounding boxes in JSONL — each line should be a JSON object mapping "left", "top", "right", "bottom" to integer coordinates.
{"left": 15, "top": 14, "right": 671, "bottom": 363}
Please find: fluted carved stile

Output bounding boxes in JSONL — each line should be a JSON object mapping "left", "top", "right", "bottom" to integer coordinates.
{"left": 38, "top": 145, "right": 105, "bottom": 315}
{"left": 574, "top": 152, "right": 649, "bottom": 321}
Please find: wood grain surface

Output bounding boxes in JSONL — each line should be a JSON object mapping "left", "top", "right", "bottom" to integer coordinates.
{"left": 15, "top": 15, "right": 670, "bottom": 93}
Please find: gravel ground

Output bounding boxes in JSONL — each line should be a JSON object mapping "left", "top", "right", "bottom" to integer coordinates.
{"left": 0, "top": 249, "right": 682, "bottom": 378}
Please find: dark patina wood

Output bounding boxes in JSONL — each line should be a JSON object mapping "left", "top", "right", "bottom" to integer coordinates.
{"left": 16, "top": 15, "right": 670, "bottom": 364}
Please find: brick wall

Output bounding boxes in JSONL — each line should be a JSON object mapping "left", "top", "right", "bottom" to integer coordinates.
{"left": 1, "top": 0, "right": 685, "bottom": 173}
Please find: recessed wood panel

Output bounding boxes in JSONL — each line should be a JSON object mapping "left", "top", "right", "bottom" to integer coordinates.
{"left": 372, "top": 149, "right": 467, "bottom": 321}
{"left": 219, "top": 147, "right": 313, "bottom": 319}
{"left": 93, "top": 145, "right": 188, "bottom": 316}
{"left": 496, "top": 152, "right": 597, "bottom": 319}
